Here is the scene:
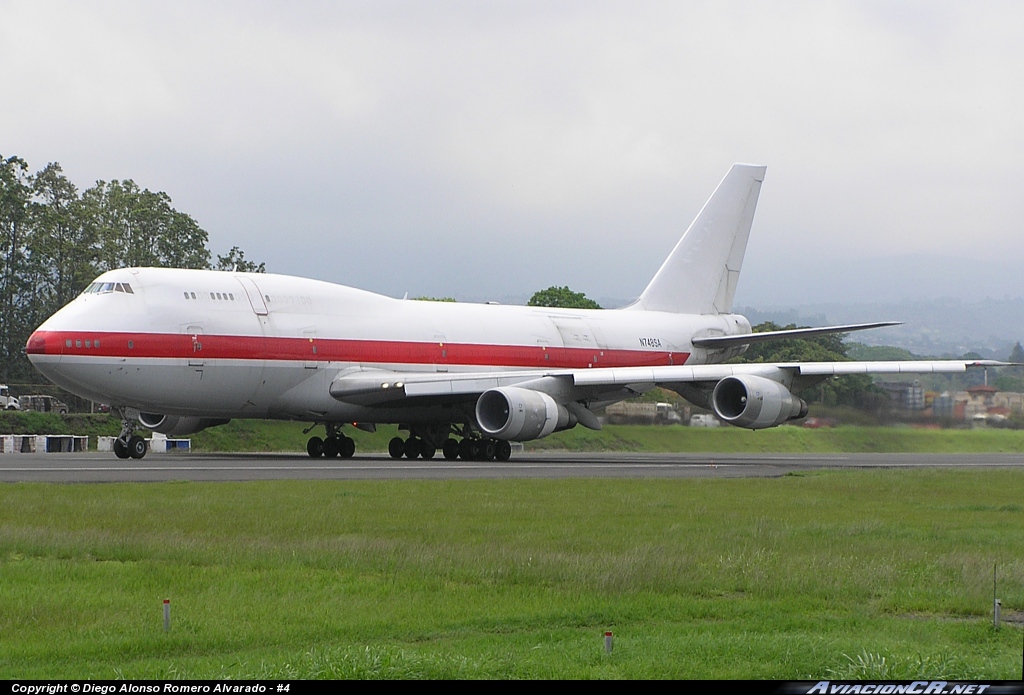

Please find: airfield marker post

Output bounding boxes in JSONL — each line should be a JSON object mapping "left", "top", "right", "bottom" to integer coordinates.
{"left": 604, "top": 631, "right": 613, "bottom": 654}
{"left": 164, "top": 598, "right": 170, "bottom": 632}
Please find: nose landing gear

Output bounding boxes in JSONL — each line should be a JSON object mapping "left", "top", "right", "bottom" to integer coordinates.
{"left": 113, "top": 416, "right": 148, "bottom": 459}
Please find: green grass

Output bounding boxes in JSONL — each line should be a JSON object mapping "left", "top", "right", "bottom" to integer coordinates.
{"left": 6, "top": 412, "right": 1024, "bottom": 454}
{"left": 2, "top": 470, "right": 1023, "bottom": 678}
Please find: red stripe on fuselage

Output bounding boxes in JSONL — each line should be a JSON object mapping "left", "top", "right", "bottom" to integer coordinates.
{"left": 27, "top": 331, "right": 689, "bottom": 369}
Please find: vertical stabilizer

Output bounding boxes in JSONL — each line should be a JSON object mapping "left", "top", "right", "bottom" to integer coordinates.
{"left": 629, "top": 163, "right": 765, "bottom": 314}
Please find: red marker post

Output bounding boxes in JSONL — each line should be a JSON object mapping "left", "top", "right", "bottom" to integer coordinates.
{"left": 604, "top": 631, "right": 613, "bottom": 654}
{"left": 163, "top": 599, "right": 170, "bottom": 632}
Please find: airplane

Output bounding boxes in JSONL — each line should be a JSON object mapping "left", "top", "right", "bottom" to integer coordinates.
{"left": 25, "top": 163, "right": 1005, "bottom": 460}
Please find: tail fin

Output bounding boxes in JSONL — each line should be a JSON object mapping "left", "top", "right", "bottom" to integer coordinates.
{"left": 629, "top": 163, "right": 765, "bottom": 314}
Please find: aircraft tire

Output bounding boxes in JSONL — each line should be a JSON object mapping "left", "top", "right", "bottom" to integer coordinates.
{"left": 404, "top": 437, "right": 421, "bottom": 459}
{"left": 322, "top": 437, "right": 340, "bottom": 458}
{"left": 420, "top": 442, "right": 436, "bottom": 459}
{"left": 457, "top": 438, "right": 472, "bottom": 459}
{"left": 113, "top": 438, "right": 130, "bottom": 459}
{"left": 388, "top": 437, "right": 405, "bottom": 459}
{"left": 482, "top": 440, "right": 497, "bottom": 461}
{"left": 306, "top": 436, "right": 323, "bottom": 458}
{"left": 495, "top": 440, "right": 512, "bottom": 461}
{"left": 128, "top": 435, "right": 147, "bottom": 459}
{"left": 442, "top": 439, "right": 459, "bottom": 460}
{"left": 340, "top": 436, "right": 355, "bottom": 458}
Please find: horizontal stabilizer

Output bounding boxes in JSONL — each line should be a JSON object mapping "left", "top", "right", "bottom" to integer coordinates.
{"left": 691, "top": 322, "right": 902, "bottom": 349}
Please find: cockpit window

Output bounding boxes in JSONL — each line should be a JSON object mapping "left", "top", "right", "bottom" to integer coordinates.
{"left": 82, "top": 281, "right": 133, "bottom": 295}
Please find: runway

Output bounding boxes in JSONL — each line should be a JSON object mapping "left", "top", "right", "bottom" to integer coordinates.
{"left": 1, "top": 451, "right": 1022, "bottom": 482}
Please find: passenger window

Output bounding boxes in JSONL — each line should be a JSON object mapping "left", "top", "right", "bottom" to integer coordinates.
{"left": 94, "top": 339, "right": 100, "bottom": 348}
{"left": 229, "top": 293, "right": 234, "bottom": 300}
{"left": 75, "top": 340, "right": 82, "bottom": 348}
{"left": 65, "top": 339, "right": 72, "bottom": 347}
{"left": 190, "top": 292, "right": 196, "bottom": 299}
{"left": 184, "top": 292, "right": 189, "bottom": 299}
{"left": 128, "top": 340, "right": 134, "bottom": 349}
{"left": 85, "top": 340, "right": 91, "bottom": 348}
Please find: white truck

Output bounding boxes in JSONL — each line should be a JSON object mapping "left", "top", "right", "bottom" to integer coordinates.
{"left": 0, "top": 384, "right": 20, "bottom": 410}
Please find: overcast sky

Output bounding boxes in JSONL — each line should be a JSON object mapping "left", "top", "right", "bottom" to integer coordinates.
{"left": 3, "top": 1, "right": 1022, "bottom": 306}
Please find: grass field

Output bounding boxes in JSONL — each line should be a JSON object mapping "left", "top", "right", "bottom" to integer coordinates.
{"left": 2, "top": 469, "right": 1023, "bottom": 679}
{"left": 5, "top": 412, "right": 1024, "bottom": 454}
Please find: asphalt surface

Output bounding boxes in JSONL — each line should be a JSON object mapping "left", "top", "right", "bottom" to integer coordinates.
{"left": 1, "top": 450, "right": 1022, "bottom": 482}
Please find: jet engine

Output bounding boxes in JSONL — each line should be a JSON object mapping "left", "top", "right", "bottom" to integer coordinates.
{"left": 138, "top": 413, "right": 230, "bottom": 437}
{"left": 711, "top": 375, "right": 808, "bottom": 430}
{"left": 475, "top": 387, "right": 577, "bottom": 441}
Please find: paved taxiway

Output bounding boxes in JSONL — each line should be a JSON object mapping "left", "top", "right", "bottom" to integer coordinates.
{"left": 1, "top": 451, "right": 1022, "bottom": 483}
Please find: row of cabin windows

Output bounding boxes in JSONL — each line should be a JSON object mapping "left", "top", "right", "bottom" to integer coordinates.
{"left": 83, "top": 282, "right": 134, "bottom": 294}
{"left": 65, "top": 338, "right": 101, "bottom": 349}
{"left": 184, "top": 291, "right": 236, "bottom": 301}
{"left": 65, "top": 338, "right": 137, "bottom": 349}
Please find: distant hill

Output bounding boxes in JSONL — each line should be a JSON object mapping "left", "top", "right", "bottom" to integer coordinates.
{"left": 738, "top": 298, "right": 1024, "bottom": 360}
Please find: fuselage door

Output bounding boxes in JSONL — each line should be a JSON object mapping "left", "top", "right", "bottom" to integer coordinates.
{"left": 235, "top": 276, "right": 269, "bottom": 316}
{"left": 187, "top": 325, "right": 204, "bottom": 368}
{"left": 434, "top": 334, "right": 448, "bottom": 372}
{"left": 303, "top": 329, "right": 318, "bottom": 369}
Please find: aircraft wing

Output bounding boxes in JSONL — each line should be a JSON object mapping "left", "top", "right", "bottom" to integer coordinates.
{"left": 330, "top": 359, "right": 1007, "bottom": 406}
{"left": 691, "top": 322, "right": 901, "bottom": 349}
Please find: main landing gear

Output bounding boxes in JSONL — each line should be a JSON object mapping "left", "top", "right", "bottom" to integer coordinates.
{"left": 305, "top": 422, "right": 356, "bottom": 458}
{"left": 113, "top": 416, "right": 148, "bottom": 460}
{"left": 387, "top": 425, "right": 513, "bottom": 462}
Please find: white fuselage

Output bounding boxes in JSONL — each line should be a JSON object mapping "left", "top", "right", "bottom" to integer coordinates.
{"left": 27, "top": 267, "right": 751, "bottom": 423}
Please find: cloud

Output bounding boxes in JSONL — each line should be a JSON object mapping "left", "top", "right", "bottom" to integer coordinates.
{"left": 2, "top": 1, "right": 1022, "bottom": 302}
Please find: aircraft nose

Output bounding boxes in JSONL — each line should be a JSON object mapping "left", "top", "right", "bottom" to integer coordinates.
{"left": 25, "top": 330, "right": 55, "bottom": 356}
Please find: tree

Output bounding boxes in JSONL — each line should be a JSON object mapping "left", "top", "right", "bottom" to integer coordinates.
{"left": 0, "top": 155, "right": 33, "bottom": 381}
{"left": 84, "top": 180, "right": 211, "bottom": 271}
{"left": 1009, "top": 342, "right": 1024, "bottom": 364}
{"left": 528, "top": 286, "right": 601, "bottom": 309}
{"left": 215, "top": 246, "right": 266, "bottom": 273}
{"left": 28, "top": 163, "right": 97, "bottom": 315}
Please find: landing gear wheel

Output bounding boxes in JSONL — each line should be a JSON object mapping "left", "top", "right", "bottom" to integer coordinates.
{"left": 128, "top": 435, "right": 147, "bottom": 459}
{"left": 482, "top": 440, "right": 497, "bottom": 461}
{"left": 113, "top": 438, "right": 129, "bottom": 459}
{"left": 443, "top": 439, "right": 459, "bottom": 460}
{"left": 495, "top": 440, "right": 512, "bottom": 461}
{"left": 306, "top": 436, "right": 324, "bottom": 458}
{"left": 458, "top": 438, "right": 472, "bottom": 460}
{"left": 468, "top": 439, "right": 483, "bottom": 460}
{"left": 420, "top": 442, "right": 436, "bottom": 460}
{"left": 404, "top": 437, "right": 421, "bottom": 459}
{"left": 388, "top": 437, "right": 405, "bottom": 459}
{"left": 340, "top": 436, "right": 356, "bottom": 458}
{"left": 322, "top": 437, "right": 340, "bottom": 458}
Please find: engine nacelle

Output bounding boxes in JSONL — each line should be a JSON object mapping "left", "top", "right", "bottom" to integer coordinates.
{"left": 138, "top": 413, "right": 230, "bottom": 437}
{"left": 711, "top": 375, "right": 808, "bottom": 430}
{"left": 475, "top": 387, "right": 576, "bottom": 441}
